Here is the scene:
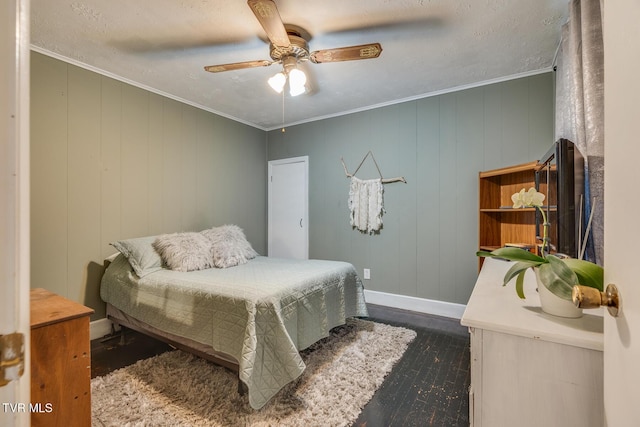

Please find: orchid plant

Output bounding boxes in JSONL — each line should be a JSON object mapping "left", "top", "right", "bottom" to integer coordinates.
{"left": 477, "top": 187, "right": 603, "bottom": 300}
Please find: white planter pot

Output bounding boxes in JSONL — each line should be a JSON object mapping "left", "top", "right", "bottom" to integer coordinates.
{"left": 535, "top": 269, "right": 583, "bottom": 318}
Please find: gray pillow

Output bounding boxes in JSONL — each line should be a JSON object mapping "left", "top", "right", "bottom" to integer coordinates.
{"left": 153, "top": 232, "right": 213, "bottom": 272}
{"left": 111, "top": 236, "right": 163, "bottom": 277}
{"left": 201, "top": 225, "right": 258, "bottom": 268}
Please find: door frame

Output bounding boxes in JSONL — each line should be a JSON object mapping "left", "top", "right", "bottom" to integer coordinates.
{"left": 267, "top": 156, "right": 309, "bottom": 258}
{"left": 0, "top": 0, "right": 31, "bottom": 425}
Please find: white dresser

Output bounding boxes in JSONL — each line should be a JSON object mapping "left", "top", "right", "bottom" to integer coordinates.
{"left": 461, "top": 258, "right": 604, "bottom": 427}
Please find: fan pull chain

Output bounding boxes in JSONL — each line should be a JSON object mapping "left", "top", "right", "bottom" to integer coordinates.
{"left": 281, "top": 89, "right": 286, "bottom": 133}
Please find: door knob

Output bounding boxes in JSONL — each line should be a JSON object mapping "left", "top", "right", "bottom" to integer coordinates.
{"left": 572, "top": 284, "right": 620, "bottom": 317}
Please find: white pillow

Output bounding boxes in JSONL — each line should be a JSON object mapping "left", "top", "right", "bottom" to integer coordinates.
{"left": 153, "top": 232, "right": 213, "bottom": 272}
{"left": 201, "top": 225, "right": 258, "bottom": 268}
{"left": 111, "top": 236, "right": 163, "bottom": 277}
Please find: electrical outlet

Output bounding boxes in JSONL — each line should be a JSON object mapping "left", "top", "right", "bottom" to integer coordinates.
{"left": 363, "top": 268, "right": 371, "bottom": 280}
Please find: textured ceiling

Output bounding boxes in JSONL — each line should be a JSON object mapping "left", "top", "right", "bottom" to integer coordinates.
{"left": 31, "top": 0, "right": 568, "bottom": 130}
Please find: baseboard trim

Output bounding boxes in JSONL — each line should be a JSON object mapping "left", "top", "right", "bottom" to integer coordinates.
{"left": 364, "top": 290, "right": 466, "bottom": 320}
{"left": 90, "top": 317, "right": 115, "bottom": 341}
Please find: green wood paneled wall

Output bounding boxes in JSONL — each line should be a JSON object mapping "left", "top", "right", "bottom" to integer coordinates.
{"left": 30, "top": 48, "right": 553, "bottom": 315}
{"left": 30, "top": 52, "right": 267, "bottom": 319}
{"left": 267, "top": 73, "right": 554, "bottom": 305}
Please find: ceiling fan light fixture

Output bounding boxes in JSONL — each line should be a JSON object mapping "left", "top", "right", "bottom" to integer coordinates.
{"left": 288, "top": 67, "right": 307, "bottom": 96}
{"left": 203, "top": 1, "right": 383, "bottom": 103}
{"left": 268, "top": 72, "right": 286, "bottom": 93}
{"left": 289, "top": 82, "right": 306, "bottom": 97}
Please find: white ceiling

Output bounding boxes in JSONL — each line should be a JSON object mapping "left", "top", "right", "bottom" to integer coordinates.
{"left": 31, "top": 0, "right": 568, "bottom": 131}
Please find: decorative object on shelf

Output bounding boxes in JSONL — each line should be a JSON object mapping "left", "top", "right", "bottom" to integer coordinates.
{"left": 477, "top": 187, "right": 604, "bottom": 318}
{"left": 341, "top": 151, "right": 406, "bottom": 234}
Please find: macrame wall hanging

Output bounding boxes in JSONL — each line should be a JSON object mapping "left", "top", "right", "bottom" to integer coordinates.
{"left": 341, "top": 151, "right": 406, "bottom": 234}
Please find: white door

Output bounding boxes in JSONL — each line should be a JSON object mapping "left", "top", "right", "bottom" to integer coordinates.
{"left": 603, "top": 2, "right": 640, "bottom": 425}
{"left": 0, "top": 1, "right": 31, "bottom": 426}
{"left": 268, "top": 156, "right": 309, "bottom": 259}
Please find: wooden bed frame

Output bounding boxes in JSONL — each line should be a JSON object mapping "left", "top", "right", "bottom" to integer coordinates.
{"left": 106, "top": 303, "right": 247, "bottom": 394}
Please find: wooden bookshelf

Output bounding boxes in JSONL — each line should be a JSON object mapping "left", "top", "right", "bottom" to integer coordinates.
{"left": 478, "top": 161, "right": 541, "bottom": 266}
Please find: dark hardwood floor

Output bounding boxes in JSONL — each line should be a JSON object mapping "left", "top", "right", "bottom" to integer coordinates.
{"left": 91, "top": 304, "right": 470, "bottom": 426}
{"left": 91, "top": 325, "right": 173, "bottom": 379}
{"left": 353, "top": 305, "right": 470, "bottom": 427}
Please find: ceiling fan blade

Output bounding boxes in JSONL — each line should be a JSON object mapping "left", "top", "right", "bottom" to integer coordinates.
{"left": 204, "top": 60, "right": 273, "bottom": 73}
{"left": 310, "top": 43, "right": 383, "bottom": 64}
{"left": 247, "top": 0, "right": 291, "bottom": 49}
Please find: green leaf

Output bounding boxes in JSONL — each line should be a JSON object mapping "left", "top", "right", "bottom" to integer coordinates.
{"left": 515, "top": 271, "right": 526, "bottom": 299}
{"left": 501, "top": 261, "right": 539, "bottom": 299}
{"left": 476, "top": 250, "right": 497, "bottom": 258}
{"left": 503, "top": 261, "right": 536, "bottom": 286}
{"left": 487, "top": 247, "right": 546, "bottom": 263}
{"left": 562, "top": 258, "right": 604, "bottom": 291}
{"left": 537, "top": 255, "right": 579, "bottom": 300}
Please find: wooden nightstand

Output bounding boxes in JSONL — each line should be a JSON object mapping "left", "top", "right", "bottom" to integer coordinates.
{"left": 30, "top": 288, "right": 94, "bottom": 427}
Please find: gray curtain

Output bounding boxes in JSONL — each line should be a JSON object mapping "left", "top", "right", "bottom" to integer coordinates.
{"left": 555, "top": 0, "right": 604, "bottom": 264}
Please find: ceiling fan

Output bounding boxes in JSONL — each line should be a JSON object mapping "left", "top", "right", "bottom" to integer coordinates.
{"left": 204, "top": 0, "right": 383, "bottom": 96}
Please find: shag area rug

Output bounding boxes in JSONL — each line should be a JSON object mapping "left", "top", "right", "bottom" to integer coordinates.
{"left": 91, "top": 318, "right": 416, "bottom": 427}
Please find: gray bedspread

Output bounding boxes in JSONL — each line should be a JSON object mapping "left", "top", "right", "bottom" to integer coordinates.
{"left": 100, "top": 254, "right": 368, "bottom": 409}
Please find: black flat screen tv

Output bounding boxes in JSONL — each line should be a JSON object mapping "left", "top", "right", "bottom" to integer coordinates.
{"left": 535, "top": 139, "right": 585, "bottom": 258}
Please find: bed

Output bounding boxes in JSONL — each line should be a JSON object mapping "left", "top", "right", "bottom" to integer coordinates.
{"left": 100, "top": 228, "right": 368, "bottom": 410}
